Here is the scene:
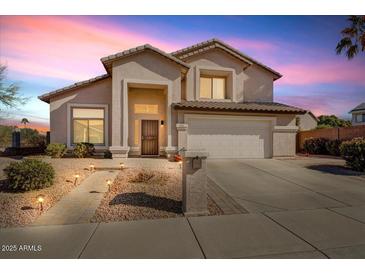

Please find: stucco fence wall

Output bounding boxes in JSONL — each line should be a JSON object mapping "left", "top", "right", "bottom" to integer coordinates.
{"left": 297, "top": 125, "right": 365, "bottom": 151}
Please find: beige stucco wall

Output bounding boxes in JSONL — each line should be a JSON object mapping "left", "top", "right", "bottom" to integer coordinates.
{"left": 273, "top": 131, "right": 297, "bottom": 157}
{"left": 297, "top": 112, "right": 318, "bottom": 131}
{"left": 49, "top": 78, "right": 112, "bottom": 147}
{"left": 128, "top": 88, "right": 167, "bottom": 155}
{"left": 183, "top": 49, "right": 274, "bottom": 103}
{"left": 110, "top": 51, "right": 183, "bottom": 150}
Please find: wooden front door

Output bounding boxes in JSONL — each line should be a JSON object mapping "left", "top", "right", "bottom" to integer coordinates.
{"left": 141, "top": 120, "right": 159, "bottom": 155}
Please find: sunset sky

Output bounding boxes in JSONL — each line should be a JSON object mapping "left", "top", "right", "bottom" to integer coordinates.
{"left": 0, "top": 16, "right": 364, "bottom": 132}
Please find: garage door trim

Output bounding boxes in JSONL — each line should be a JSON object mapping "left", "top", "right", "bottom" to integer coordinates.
{"left": 184, "top": 114, "right": 276, "bottom": 159}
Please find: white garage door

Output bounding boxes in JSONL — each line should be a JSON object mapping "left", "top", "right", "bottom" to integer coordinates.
{"left": 187, "top": 116, "right": 272, "bottom": 158}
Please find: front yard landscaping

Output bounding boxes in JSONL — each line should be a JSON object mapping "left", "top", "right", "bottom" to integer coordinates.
{"left": 91, "top": 167, "right": 222, "bottom": 223}
{"left": 0, "top": 156, "right": 92, "bottom": 228}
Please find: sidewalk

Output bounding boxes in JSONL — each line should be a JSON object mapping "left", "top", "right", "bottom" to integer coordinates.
{"left": 32, "top": 170, "right": 119, "bottom": 226}
{"left": 3, "top": 208, "right": 365, "bottom": 259}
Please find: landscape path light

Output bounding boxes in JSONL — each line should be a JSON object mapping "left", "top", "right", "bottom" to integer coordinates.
{"left": 106, "top": 179, "right": 112, "bottom": 191}
{"left": 178, "top": 160, "right": 182, "bottom": 169}
{"left": 89, "top": 164, "right": 95, "bottom": 172}
{"left": 120, "top": 162, "right": 125, "bottom": 170}
{"left": 36, "top": 194, "right": 45, "bottom": 211}
{"left": 74, "top": 174, "right": 80, "bottom": 185}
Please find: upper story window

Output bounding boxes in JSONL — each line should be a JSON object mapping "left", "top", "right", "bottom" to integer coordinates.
{"left": 200, "top": 76, "right": 226, "bottom": 99}
{"left": 72, "top": 108, "right": 105, "bottom": 145}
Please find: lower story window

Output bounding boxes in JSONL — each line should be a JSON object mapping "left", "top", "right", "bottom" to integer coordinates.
{"left": 72, "top": 108, "right": 105, "bottom": 145}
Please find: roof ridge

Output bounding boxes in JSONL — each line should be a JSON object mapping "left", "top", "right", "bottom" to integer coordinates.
{"left": 100, "top": 43, "right": 190, "bottom": 70}
{"left": 38, "top": 74, "right": 110, "bottom": 103}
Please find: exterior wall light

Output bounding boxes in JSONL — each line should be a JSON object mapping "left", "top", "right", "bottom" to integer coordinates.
{"left": 36, "top": 194, "right": 45, "bottom": 211}
{"left": 106, "top": 179, "right": 112, "bottom": 191}
{"left": 160, "top": 120, "right": 164, "bottom": 126}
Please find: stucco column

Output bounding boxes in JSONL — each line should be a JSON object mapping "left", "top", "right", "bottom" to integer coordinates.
{"left": 165, "top": 83, "right": 176, "bottom": 158}
{"left": 182, "top": 150, "right": 209, "bottom": 216}
{"left": 272, "top": 126, "right": 299, "bottom": 157}
{"left": 109, "top": 78, "right": 129, "bottom": 158}
{"left": 176, "top": 123, "right": 188, "bottom": 152}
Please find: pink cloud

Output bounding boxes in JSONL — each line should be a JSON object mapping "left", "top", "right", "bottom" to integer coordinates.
{"left": 277, "top": 94, "right": 355, "bottom": 118}
{"left": 276, "top": 60, "right": 365, "bottom": 86}
{"left": 0, "top": 16, "right": 183, "bottom": 81}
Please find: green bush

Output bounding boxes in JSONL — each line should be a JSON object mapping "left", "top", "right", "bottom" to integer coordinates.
{"left": 340, "top": 137, "right": 365, "bottom": 171}
{"left": 325, "top": 139, "right": 342, "bottom": 156}
{"left": 73, "top": 142, "right": 95, "bottom": 158}
{"left": 104, "top": 150, "right": 112, "bottom": 159}
{"left": 4, "top": 159, "right": 55, "bottom": 192}
{"left": 46, "top": 143, "right": 67, "bottom": 158}
{"left": 303, "top": 138, "right": 328, "bottom": 154}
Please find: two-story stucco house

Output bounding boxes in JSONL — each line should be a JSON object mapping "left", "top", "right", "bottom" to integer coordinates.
{"left": 350, "top": 103, "right": 365, "bottom": 126}
{"left": 39, "top": 38, "right": 307, "bottom": 159}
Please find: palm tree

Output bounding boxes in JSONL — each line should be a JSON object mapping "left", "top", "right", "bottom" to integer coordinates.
{"left": 336, "top": 16, "right": 365, "bottom": 59}
{"left": 21, "top": 118, "right": 29, "bottom": 128}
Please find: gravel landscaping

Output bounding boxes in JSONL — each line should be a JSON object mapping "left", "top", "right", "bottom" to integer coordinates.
{"left": 0, "top": 156, "right": 94, "bottom": 228}
{"left": 91, "top": 168, "right": 223, "bottom": 223}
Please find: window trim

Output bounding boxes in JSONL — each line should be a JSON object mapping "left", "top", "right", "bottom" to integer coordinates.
{"left": 199, "top": 75, "right": 227, "bottom": 100}
{"left": 67, "top": 103, "right": 109, "bottom": 149}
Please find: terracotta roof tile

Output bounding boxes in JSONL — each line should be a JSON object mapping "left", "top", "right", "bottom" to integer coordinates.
{"left": 172, "top": 100, "right": 306, "bottom": 114}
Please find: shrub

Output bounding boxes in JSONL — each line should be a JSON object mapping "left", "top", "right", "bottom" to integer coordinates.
{"left": 73, "top": 142, "right": 95, "bottom": 158}
{"left": 340, "top": 137, "right": 365, "bottom": 171}
{"left": 46, "top": 143, "right": 67, "bottom": 158}
{"left": 4, "top": 159, "right": 55, "bottom": 192}
{"left": 325, "top": 139, "right": 342, "bottom": 156}
{"left": 303, "top": 138, "right": 328, "bottom": 154}
{"left": 104, "top": 150, "right": 112, "bottom": 159}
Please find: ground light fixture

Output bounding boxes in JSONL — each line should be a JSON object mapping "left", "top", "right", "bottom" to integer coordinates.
{"left": 36, "top": 194, "right": 45, "bottom": 211}
{"left": 120, "top": 163, "right": 125, "bottom": 170}
{"left": 74, "top": 174, "right": 80, "bottom": 185}
{"left": 89, "top": 164, "right": 95, "bottom": 172}
{"left": 106, "top": 179, "right": 112, "bottom": 191}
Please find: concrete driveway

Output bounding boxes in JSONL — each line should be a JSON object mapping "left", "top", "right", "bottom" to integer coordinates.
{"left": 207, "top": 157, "right": 365, "bottom": 213}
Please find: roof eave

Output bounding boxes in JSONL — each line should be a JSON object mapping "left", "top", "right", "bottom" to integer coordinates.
{"left": 172, "top": 105, "right": 306, "bottom": 115}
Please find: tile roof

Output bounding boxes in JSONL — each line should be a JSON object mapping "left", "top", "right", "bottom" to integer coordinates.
{"left": 172, "top": 100, "right": 306, "bottom": 114}
{"left": 350, "top": 102, "right": 365, "bottom": 113}
{"left": 38, "top": 74, "right": 110, "bottom": 103}
{"left": 171, "top": 38, "right": 282, "bottom": 80}
{"left": 101, "top": 44, "right": 190, "bottom": 73}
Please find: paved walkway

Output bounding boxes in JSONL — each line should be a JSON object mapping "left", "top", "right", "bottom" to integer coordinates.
{"left": 32, "top": 170, "right": 119, "bottom": 226}
{"left": 2, "top": 208, "right": 365, "bottom": 258}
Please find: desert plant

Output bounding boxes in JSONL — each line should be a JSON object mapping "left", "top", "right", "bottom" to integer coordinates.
{"left": 46, "top": 143, "right": 67, "bottom": 158}
{"left": 4, "top": 159, "right": 55, "bottom": 192}
{"left": 340, "top": 137, "right": 365, "bottom": 171}
{"left": 104, "top": 150, "right": 112, "bottom": 159}
{"left": 303, "top": 137, "right": 329, "bottom": 154}
{"left": 325, "top": 139, "right": 342, "bottom": 156}
{"left": 73, "top": 142, "right": 95, "bottom": 158}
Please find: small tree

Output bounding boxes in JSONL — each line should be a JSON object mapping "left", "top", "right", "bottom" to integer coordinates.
{"left": 0, "top": 64, "right": 25, "bottom": 113}
{"left": 317, "top": 115, "right": 351, "bottom": 129}
{"left": 21, "top": 118, "right": 29, "bottom": 128}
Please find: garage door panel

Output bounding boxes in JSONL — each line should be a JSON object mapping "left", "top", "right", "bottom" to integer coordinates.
{"left": 187, "top": 117, "right": 272, "bottom": 159}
